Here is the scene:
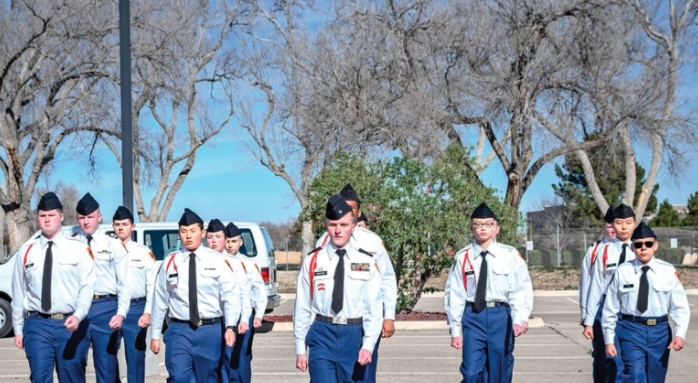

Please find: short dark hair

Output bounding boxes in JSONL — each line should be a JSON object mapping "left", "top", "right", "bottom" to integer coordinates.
{"left": 179, "top": 222, "right": 204, "bottom": 230}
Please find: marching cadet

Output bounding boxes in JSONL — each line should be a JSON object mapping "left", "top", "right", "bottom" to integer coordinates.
{"left": 11, "top": 192, "right": 95, "bottom": 382}
{"left": 224, "top": 222, "right": 268, "bottom": 383}
{"left": 204, "top": 219, "right": 251, "bottom": 383}
{"left": 314, "top": 183, "right": 398, "bottom": 383}
{"left": 444, "top": 202, "right": 532, "bottom": 383}
{"left": 603, "top": 222, "right": 690, "bottom": 383}
{"left": 150, "top": 209, "right": 241, "bottom": 383}
{"left": 112, "top": 206, "right": 157, "bottom": 383}
{"left": 74, "top": 193, "right": 130, "bottom": 382}
{"left": 294, "top": 195, "right": 383, "bottom": 383}
{"left": 584, "top": 203, "right": 637, "bottom": 382}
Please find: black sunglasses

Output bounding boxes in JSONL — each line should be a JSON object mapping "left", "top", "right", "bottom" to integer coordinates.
{"left": 633, "top": 241, "right": 655, "bottom": 249}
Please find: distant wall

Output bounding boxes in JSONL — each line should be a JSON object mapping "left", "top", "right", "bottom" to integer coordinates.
{"left": 275, "top": 250, "right": 301, "bottom": 266}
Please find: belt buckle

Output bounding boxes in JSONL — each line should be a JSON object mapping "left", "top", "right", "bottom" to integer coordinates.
{"left": 486, "top": 302, "right": 496, "bottom": 308}
{"left": 332, "top": 317, "right": 347, "bottom": 325}
{"left": 51, "top": 314, "right": 65, "bottom": 320}
{"left": 647, "top": 319, "right": 657, "bottom": 326}
{"left": 196, "top": 320, "right": 203, "bottom": 326}
{"left": 94, "top": 294, "right": 99, "bottom": 300}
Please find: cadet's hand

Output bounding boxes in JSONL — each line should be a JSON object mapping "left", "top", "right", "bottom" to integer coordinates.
{"left": 583, "top": 326, "right": 594, "bottom": 340}
{"left": 451, "top": 336, "right": 463, "bottom": 351}
{"left": 296, "top": 354, "right": 308, "bottom": 372}
{"left": 109, "top": 315, "right": 124, "bottom": 331}
{"left": 382, "top": 319, "right": 395, "bottom": 338}
{"left": 150, "top": 339, "right": 160, "bottom": 354}
{"left": 253, "top": 317, "right": 262, "bottom": 329}
{"left": 225, "top": 328, "right": 236, "bottom": 347}
{"left": 669, "top": 336, "right": 685, "bottom": 351}
{"left": 522, "top": 321, "right": 529, "bottom": 334}
{"left": 65, "top": 316, "right": 80, "bottom": 331}
{"left": 357, "top": 349, "right": 372, "bottom": 366}
{"left": 606, "top": 344, "right": 617, "bottom": 357}
{"left": 138, "top": 313, "right": 151, "bottom": 328}
{"left": 238, "top": 322, "right": 249, "bottom": 334}
{"left": 14, "top": 335, "right": 23, "bottom": 350}
{"left": 513, "top": 324, "right": 523, "bottom": 337}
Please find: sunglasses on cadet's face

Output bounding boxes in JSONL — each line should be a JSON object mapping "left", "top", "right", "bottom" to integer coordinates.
{"left": 633, "top": 241, "right": 655, "bottom": 249}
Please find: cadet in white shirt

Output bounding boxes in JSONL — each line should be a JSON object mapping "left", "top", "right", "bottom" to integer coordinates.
{"left": 150, "top": 209, "right": 240, "bottom": 383}
{"left": 223, "top": 222, "right": 268, "bottom": 383}
{"left": 12, "top": 192, "right": 95, "bottom": 383}
{"left": 444, "top": 202, "right": 532, "bottom": 383}
{"left": 294, "top": 195, "right": 383, "bottom": 383}
{"left": 314, "top": 183, "right": 398, "bottom": 383}
{"left": 112, "top": 206, "right": 157, "bottom": 383}
{"left": 583, "top": 203, "right": 637, "bottom": 382}
{"left": 579, "top": 205, "right": 616, "bottom": 323}
{"left": 603, "top": 222, "right": 690, "bottom": 383}
{"left": 74, "top": 192, "right": 130, "bottom": 382}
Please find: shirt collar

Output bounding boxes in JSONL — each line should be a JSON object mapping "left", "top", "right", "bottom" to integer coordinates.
{"left": 326, "top": 240, "right": 355, "bottom": 260}
{"left": 633, "top": 257, "right": 657, "bottom": 273}
{"left": 472, "top": 241, "right": 495, "bottom": 259}
{"left": 184, "top": 245, "right": 205, "bottom": 260}
{"left": 40, "top": 231, "right": 64, "bottom": 247}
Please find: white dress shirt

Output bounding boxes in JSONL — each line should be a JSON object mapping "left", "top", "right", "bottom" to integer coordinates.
{"left": 11, "top": 232, "right": 95, "bottom": 335}
{"left": 123, "top": 240, "right": 157, "bottom": 315}
{"left": 150, "top": 245, "right": 241, "bottom": 340}
{"left": 584, "top": 239, "right": 635, "bottom": 326}
{"left": 444, "top": 241, "right": 533, "bottom": 337}
{"left": 229, "top": 253, "right": 267, "bottom": 321}
{"left": 219, "top": 250, "right": 251, "bottom": 324}
{"left": 602, "top": 257, "right": 690, "bottom": 344}
{"left": 579, "top": 239, "right": 609, "bottom": 322}
{"left": 73, "top": 229, "right": 131, "bottom": 317}
{"left": 293, "top": 241, "right": 383, "bottom": 355}
{"left": 317, "top": 226, "right": 398, "bottom": 320}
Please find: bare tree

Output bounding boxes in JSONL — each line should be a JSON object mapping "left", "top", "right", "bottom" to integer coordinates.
{"left": 1, "top": 0, "right": 118, "bottom": 252}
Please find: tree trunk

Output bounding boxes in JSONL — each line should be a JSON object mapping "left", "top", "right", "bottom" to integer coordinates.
{"left": 5, "top": 209, "right": 31, "bottom": 255}
{"left": 0, "top": 206, "right": 5, "bottom": 259}
{"left": 505, "top": 170, "right": 524, "bottom": 209}
{"left": 301, "top": 220, "right": 314, "bottom": 263}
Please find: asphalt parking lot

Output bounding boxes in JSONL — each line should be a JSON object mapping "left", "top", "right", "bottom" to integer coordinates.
{"left": 1, "top": 292, "right": 697, "bottom": 382}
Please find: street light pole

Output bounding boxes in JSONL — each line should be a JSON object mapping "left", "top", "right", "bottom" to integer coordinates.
{"left": 120, "top": 0, "right": 134, "bottom": 214}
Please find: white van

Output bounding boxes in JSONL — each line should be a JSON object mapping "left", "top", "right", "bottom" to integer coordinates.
{"left": 0, "top": 221, "right": 281, "bottom": 338}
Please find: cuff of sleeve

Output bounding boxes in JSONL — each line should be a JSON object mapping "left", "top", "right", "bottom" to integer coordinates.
{"left": 295, "top": 340, "right": 306, "bottom": 355}
{"left": 603, "top": 331, "right": 615, "bottom": 345}
{"left": 117, "top": 306, "right": 129, "bottom": 318}
{"left": 512, "top": 313, "right": 523, "bottom": 327}
{"left": 73, "top": 309, "right": 87, "bottom": 322}
{"left": 383, "top": 309, "right": 396, "bottom": 320}
{"left": 674, "top": 326, "right": 687, "bottom": 340}
{"left": 151, "top": 329, "right": 162, "bottom": 340}
{"left": 450, "top": 325, "right": 462, "bottom": 337}
{"left": 583, "top": 316, "right": 595, "bottom": 327}
{"left": 361, "top": 337, "right": 376, "bottom": 353}
{"left": 13, "top": 325, "right": 23, "bottom": 336}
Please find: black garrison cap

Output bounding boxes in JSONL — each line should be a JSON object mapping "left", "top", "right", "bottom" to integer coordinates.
{"left": 358, "top": 211, "right": 368, "bottom": 223}
{"left": 604, "top": 204, "right": 615, "bottom": 223}
{"left": 631, "top": 222, "right": 656, "bottom": 240}
{"left": 112, "top": 206, "right": 134, "bottom": 221}
{"left": 613, "top": 204, "right": 635, "bottom": 220}
{"left": 325, "top": 195, "right": 352, "bottom": 220}
{"left": 225, "top": 222, "right": 241, "bottom": 238}
{"left": 207, "top": 219, "right": 226, "bottom": 233}
{"left": 339, "top": 183, "right": 361, "bottom": 204}
{"left": 76, "top": 193, "right": 99, "bottom": 215}
{"left": 470, "top": 202, "right": 497, "bottom": 220}
{"left": 37, "top": 192, "right": 63, "bottom": 211}
{"left": 178, "top": 208, "right": 203, "bottom": 226}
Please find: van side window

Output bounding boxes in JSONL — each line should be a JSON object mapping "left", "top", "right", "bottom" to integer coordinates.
{"left": 144, "top": 230, "right": 180, "bottom": 261}
{"left": 239, "top": 229, "right": 257, "bottom": 257}
{"left": 260, "top": 227, "right": 275, "bottom": 258}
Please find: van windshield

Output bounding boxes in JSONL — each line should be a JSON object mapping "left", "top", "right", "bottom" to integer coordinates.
{"left": 144, "top": 228, "right": 257, "bottom": 260}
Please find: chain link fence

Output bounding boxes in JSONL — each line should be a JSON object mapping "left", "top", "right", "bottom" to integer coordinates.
{"left": 523, "top": 226, "right": 698, "bottom": 267}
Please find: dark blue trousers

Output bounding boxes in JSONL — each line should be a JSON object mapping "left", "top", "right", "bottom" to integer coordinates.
{"left": 222, "top": 314, "right": 255, "bottom": 383}
{"left": 363, "top": 335, "right": 381, "bottom": 383}
{"left": 617, "top": 319, "right": 671, "bottom": 383}
{"left": 163, "top": 320, "right": 223, "bottom": 383}
{"left": 592, "top": 297, "right": 623, "bottom": 383}
{"left": 459, "top": 304, "right": 514, "bottom": 383}
{"left": 121, "top": 300, "right": 147, "bottom": 383}
{"left": 87, "top": 297, "right": 121, "bottom": 383}
{"left": 306, "top": 320, "right": 366, "bottom": 383}
{"left": 24, "top": 315, "right": 90, "bottom": 383}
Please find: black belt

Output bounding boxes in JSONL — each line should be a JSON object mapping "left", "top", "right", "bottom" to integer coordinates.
{"left": 27, "top": 311, "right": 74, "bottom": 320}
{"left": 621, "top": 314, "right": 668, "bottom": 326}
{"left": 171, "top": 317, "right": 223, "bottom": 327}
{"left": 130, "top": 296, "right": 146, "bottom": 303}
{"left": 467, "top": 302, "right": 509, "bottom": 308}
{"left": 93, "top": 294, "right": 117, "bottom": 300}
{"left": 315, "top": 314, "right": 363, "bottom": 325}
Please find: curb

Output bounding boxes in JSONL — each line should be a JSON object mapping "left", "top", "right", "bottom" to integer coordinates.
{"left": 261, "top": 317, "right": 545, "bottom": 332}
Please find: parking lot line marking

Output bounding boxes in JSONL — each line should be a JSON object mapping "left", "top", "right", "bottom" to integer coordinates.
{"left": 532, "top": 311, "right": 579, "bottom": 314}
{"left": 565, "top": 298, "right": 579, "bottom": 305}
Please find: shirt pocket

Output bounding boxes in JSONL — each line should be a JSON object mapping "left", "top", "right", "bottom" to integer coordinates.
{"left": 491, "top": 263, "right": 513, "bottom": 294}
{"left": 348, "top": 271, "right": 371, "bottom": 281}
{"left": 618, "top": 280, "right": 638, "bottom": 308}
{"left": 93, "top": 250, "right": 112, "bottom": 262}
{"left": 129, "top": 260, "right": 145, "bottom": 269}
{"left": 24, "top": 261, "right": 41, "bottom": 288}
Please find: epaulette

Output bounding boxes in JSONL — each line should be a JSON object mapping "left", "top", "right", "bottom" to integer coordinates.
{"left": 33, "top": 234, "right": 41, "bottom": 240}
{"left": 358, "top": 248, "right": 373, "bottom": 257}
{"left": 72, "top": 233, "right": 78, "bottom": 237}
{"left": 497, "top": 243, "right": 519, "bottom": 254}
{"left": 109, "top": 232, "right": 119, "bottom": 239}
{"left": 308, "top": 246, "right": 323, "bottom": 256}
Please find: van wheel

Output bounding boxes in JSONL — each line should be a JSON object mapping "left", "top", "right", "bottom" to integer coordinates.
{"left": 0, "top": 298, "right": 13, "bottom": 338}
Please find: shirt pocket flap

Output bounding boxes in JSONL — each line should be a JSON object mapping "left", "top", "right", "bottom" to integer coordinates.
{"left": 652, "top": 280, "right": 674, "bottom": 292}
{"left": 348, "top": 271, "right": 371, "bottom": 281}
{"left": 58, "top": 255, "right": 79, "bottom": 266}
{"left": 491, "top": 263, "right": 512, "bottom": 275}
{"left": 201, "top": 270, "right": 219, "bottom": 279}
{"left": 93, "top": 250, "right": 112, "bottom": 261}
{"left": 129, "top": 260, "right": 145, "bottom": 268}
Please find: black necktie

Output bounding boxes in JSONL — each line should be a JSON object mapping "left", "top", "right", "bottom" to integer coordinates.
{"left": 332, "top": 249, "right": 346, "bottom": 315}
{"left": 86, "top": 235, "right": 93, "bottom": 247}
{"left": 474, "top": 250, "right": 488, "bottom": 313}
{"left": 189, "top": 253, "right": 200, "bottom": 325}
{"left": 619, "top": 244, "right": 628, "bottom": 265}
{"left": 41, "top": 241, "right": 53, "bottom": 312}
{"left": 637, "top": 265, "right": 650, "bottom": 313}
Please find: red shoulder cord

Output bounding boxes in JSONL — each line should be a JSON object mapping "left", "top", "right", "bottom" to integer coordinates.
{"left": 23, "top": 244, "right": 35, "bottom": 267}
{"left": 589, "top": 242, "right": 601, "bottom": 266}
{"left": 309, "top": 234, "right": 330, "bottom": 300}
{"left": 460, "top": 249, "right": 473, "bottom": 291}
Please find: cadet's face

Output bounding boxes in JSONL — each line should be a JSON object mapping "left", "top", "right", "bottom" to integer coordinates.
{"left": 206, "top": 231, "right": 226, "bottom": 252}
{"left": 346, "top": 200, "right": 361, "bottom": 220}
{"left": 38, "top": 209, "right": 64, "bottom": 238}
{"left": 77, "top": 210, "right": 102, "bottom": 235}
{"left": 112, "top": 219, "right": 134, "bottom": 242}
{"left": 612, "top": 217, "right": 635, "bottom": 241}
{"left": 179, "top": 224, "right": 203, "bottom": 251}
{"left": 470, "top": 218, "right": 497, "bottom": 244}
{"left": 225, "top": 236, "right": 243, "bottom": 255}
{"left": 604, "top": 222, "right": 616, "bottom": 240}
{"left": 326, "top": 213, "right": 356, "bottom": 248}
{"left": 632, "top": 237, "right": 657, "bottom": 264}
